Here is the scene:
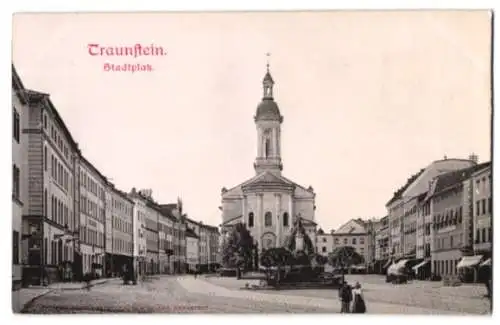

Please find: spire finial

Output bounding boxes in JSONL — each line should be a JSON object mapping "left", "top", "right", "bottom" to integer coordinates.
{"left": 266, "top": 52, "right": 271, "bottom": 71}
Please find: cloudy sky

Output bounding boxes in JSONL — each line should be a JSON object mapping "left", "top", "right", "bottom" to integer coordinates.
{"left": 12, "top": 11, "right": 491, "bottom": 232}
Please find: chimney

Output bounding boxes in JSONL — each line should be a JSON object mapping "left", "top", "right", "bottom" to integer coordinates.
{"left": 468, "top": 153, "right": 478, "bottom": 164}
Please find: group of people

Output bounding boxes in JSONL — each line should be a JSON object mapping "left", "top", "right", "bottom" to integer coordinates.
{"left": 338, "top": 281, "right": 366, "bottom": 313}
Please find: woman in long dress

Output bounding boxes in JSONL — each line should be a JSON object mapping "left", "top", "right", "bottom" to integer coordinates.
{"left": 351, "top": 282, "right": 366, "bottom": 313}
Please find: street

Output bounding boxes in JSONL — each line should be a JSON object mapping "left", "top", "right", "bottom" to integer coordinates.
{"left": 21, "top": 275, "right": 491, "bottom": 314}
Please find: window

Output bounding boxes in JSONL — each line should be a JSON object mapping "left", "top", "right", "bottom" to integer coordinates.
{"left": 476, "top": 201, "right": 480, "bottom": 216}
{"left": 12, "top": 165, "right": 20, "bottom": 200}
{"left": 488, "top": 198, "right": 492, "bottom": 214}
{"left": 43, "top": 114, "right": 47, "bottom": 129}
{"left": 13, "top": 107, "right": 20, "bottom": 142}
{"left": 248, "top": 212, "right": 254, "bottom": 228}
{"left": 13, "top": 231, "right": 19, "bottom": 264}
{"left": 344, "top": 238, "right": 348, "bottom": 245}
{"left": 482, "top": 199, "right": 486, "bottom": 215}
{"left": 450, "top": 236, "right": 454, "bottom": 248}
{"left": 322, "top": 246, "right": 327, "bottom": 253}
{"left": 265, "top": 138, "right": 271, "bottom": 158}
{"left": 352, "top": 238, "right": 356, "bottom": 245}
{"left": 476, "top": 229, "right": 480, "bottom": 243}
{"left": 360, "top": 238, "right": 365, "bottom": 245}
{"left": 44, "top": 147, "right": 47, "bottom": 171}
{"left": 488, "top": 227, "right": 492, "bottom": 243}
{"left": 264, "top": 212, "right": 272, "bottom": 227}
{"left": 283, "top": 212, "right": 289, "bottom": 227}
{"left": 482, "top": 228, "right": 486, "bottom": 243}
{"left": 44, "top": 189, "right": 48, "bottom": 216}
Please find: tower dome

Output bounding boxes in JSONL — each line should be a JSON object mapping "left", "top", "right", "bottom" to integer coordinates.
{"left": 255, "top": 64, "right": 282, "bottom": 122}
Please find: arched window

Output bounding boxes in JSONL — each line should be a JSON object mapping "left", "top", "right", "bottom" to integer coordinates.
{"left": 248, "top": 212, "right": 254, "bottom": 228}
{"left": 265, "top": 212, "right": 272, "bottom": 227}
{"left": 283, "top": 212, "right": 289, "bottom": 227}
{"left": 265, "top": 138, "right": 271, "bottom": 158}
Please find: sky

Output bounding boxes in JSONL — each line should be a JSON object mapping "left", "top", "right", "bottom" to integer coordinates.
{"left": 12, "top": 11, "right": 492, "bottom": 232}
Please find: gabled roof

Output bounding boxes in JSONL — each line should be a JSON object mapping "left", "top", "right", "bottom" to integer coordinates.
{"left": 241, "top": 171, "right": 294, "bottom": 190}
{"left": 157, "top": 203, "right": 179, "bottom": 222}
{"left": 334, "top": 219, "right": 367, "bottom": 235}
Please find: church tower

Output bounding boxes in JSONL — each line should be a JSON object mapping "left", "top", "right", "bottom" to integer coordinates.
{"left": 253, "top": 62, "right": 283, "bottom": 175}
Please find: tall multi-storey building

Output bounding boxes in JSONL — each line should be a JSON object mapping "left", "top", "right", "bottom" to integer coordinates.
{"left": 423, "top": 162, "right": 490, "bottom": 280}
{"left": 386, "top": 158, "right": 477, "bottom": 262}
{"left": 159, "top": 203, "right": 187, "bottom": 274}
{"left": 374, "top": 216, "right": 390, "bottom": 273}
{"left": 472, "top": 164, "right": 492, "bottom": 257}
{"left": 77, "top": 157, "right": 107, "bottom": 277}
{"left": 104, "top": 184, "right": 134, "bottom": 276}
{"left": 206, "top": 225, "right": 221, "bottom": 271}
{"left": 21, "top": 85, "right": 80, "bottom": 285}
{"left": 186, "top": 227, "right": 199, "bottom": 273}
{"left": 158, "top": 207, "right": 176, "bottom": 274}
{"left": 129, "top": 188, "right": 147, "bottom": 275}
{"left": 12, "top": 66, "right": 29, "bottom": 289}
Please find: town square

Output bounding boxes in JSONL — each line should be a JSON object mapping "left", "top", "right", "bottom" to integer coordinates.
{"left": 11, "top": 11, "right": 492, "bottom": 315}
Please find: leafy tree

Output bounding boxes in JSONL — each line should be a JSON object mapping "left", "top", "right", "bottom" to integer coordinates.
{"left": 260, "top": 247, "right": 293, "bottom": 286}
{"left": 328, "top": 246, "right": 364, "bottom": 282}
{"left": 221, "top": 222, "right": 254, "bottom": 279}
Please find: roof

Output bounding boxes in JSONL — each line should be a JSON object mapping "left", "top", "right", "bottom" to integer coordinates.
{"left": 185, "top": 227, "right": 199, "bottom": 239}
{"left": 12, "top": 64, "right": 28, "bottom": 104}
{"left": 109, "top": 185, "right": 134, "bottom": 204}
{"left": 157, "top": 204, "right": 179, "bottom": 222}
{"left": 23, "top": 88, "right": 80, "bottom": 153}
{"left": 334, "top": 218, "right": 367, "bottom": 235}
{"left": 80, "top": 155, "right": 109, "bottom": 184}
{"left": 241, "top": 171, "right": 294, "bottom": 191}
{"left": 386, "top": 168, "right": 426, "bottom": 206}
{"left": 255, "top": 99, "right": 281, "bottom": 121}
{"left": 429, "top": 162, "right": 491, "bottom": 199}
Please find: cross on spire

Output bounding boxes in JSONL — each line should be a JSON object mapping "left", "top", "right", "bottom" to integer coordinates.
{"left": 266, "top": 52, "right": 271, "bottom": 71}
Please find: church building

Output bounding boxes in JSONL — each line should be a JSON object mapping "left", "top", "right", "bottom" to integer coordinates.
{"left": 220, "top": 64, "right": 317, "bottom": 251}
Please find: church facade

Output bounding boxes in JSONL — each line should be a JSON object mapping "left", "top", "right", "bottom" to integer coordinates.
{"left": 220, "top": 65, "right": 317, "bottom": 251}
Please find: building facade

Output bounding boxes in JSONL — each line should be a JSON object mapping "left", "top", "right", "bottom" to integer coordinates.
{"left": 129, "top": 189, "right": 148, "bottom": 275}
{"left": 332, "top": 219, "right": 370, "bottom": 265}
{"left": 221, "top": 65, "right": 317, "bottom": 252}
{"left": 77, "top": 157, "right": 107, "bottom": 277}
{"left": 12, "top": 66, "right": 29, "bottom": 288}
{"left": 316, "top": 229, "right": 334, "bottom": 257}
{"left": 186, "top": 228, "right": 199, "bottom": 272}
{"left": 21, "top": 85, "right": 80, "bottom": 285}
{"left": 386, "top": 158, "right": 477, "bottom": 262}
{"left": 472, "top": 165, "right": 492, "bottom": 256}
{"left": 105, "top": 185, "right": 134, "bottom": 276}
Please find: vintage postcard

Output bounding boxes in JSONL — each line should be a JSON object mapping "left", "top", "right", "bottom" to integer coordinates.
{"left": 11, "top": 11, "right": 492, "bottom": 314}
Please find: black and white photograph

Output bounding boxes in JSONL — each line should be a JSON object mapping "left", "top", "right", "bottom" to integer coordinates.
{"left": 9, "top": 9, "right": 493, "bottom": 315}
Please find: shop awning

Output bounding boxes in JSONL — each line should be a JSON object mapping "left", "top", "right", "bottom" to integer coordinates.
{"left": 480, "top": 258, "right": 491, "bottom": 267}
{"left": 412, "top": 260, "right": 430, "bottom": 271}
{"left": 456, "top": 255, "right": 483, "bottom": 269}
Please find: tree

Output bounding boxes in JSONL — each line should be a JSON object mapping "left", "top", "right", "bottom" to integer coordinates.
{"left": 328, "top": 246, "right": 364, "bottom": 283}
{"left": 221, "top": 222, "right": 254, "bottom": 279}
{"left": 260, "top": 247, "right": 293, "bottom": 286}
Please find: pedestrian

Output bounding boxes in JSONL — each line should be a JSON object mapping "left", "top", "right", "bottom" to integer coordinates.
{"left": 338, "top": 281, "right": 353, "bottom": 313}
{"left": 351, "top": 282, "right": 366, "bottom": 313}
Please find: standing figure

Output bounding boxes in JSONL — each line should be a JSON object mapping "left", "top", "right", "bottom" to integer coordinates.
{"left": 338, "top": 281, "right": 353, "bottom": 313}
{"left": 351, "top": 282, "right": 367, "bottom": 313}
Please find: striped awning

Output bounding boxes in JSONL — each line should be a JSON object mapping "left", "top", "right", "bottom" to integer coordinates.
{"left": 412, "top": 260, "right": 430, "bottom": 271}
{"left": 457, "top": 255, "right": 483, "bottom": 269}
{"left": 480, "top": 258, "right": 491, "bottom": 267}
